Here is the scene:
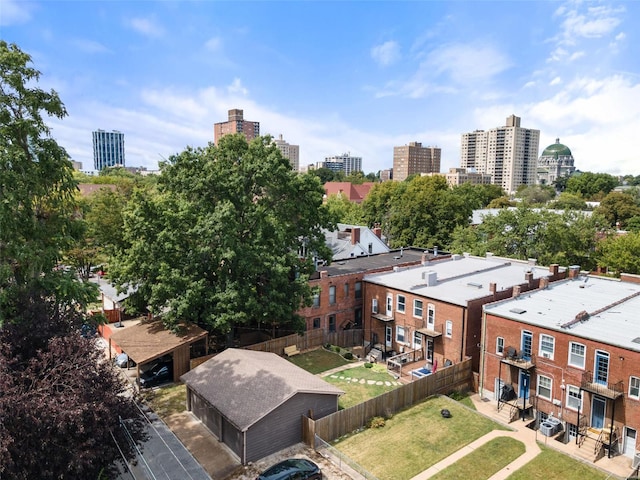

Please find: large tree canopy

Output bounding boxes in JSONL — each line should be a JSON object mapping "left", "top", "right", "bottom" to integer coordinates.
{"left": 111, "top": 134, "right": 333, "bottom": 335}
{"left": 565, "top": 172, "right": 618, "bottom": 200}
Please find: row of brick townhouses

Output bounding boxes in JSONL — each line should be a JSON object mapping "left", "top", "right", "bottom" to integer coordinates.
{"left": 297, "top": 248, "right": 441, "bottom": 333}
{"left": 481, "top": 272, "right": 640, "bottom": 462}
{"left": 362, "top": 254, "right": 567, "bottom": 373}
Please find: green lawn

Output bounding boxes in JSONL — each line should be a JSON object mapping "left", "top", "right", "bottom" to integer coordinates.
{"left": 141, "top": 383, "right": 187, "bottom": 417}
{"left": 430, "top": 437, "right": 525, "bottom": 480}
{"left": 323, "top": 364, "right": 401, "bottom": 408}
{"left": 334, "top": 396, "right": 508, "bottom": 480}
{"left": 286, "top": 347, "right": 351, "bottom": 374}
{"left": 505, "top": 445, "right": 612, "bottom": 480}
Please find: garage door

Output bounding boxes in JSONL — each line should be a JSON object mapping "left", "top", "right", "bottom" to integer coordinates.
{"left": 190, "top": 389, "right": 222, "bottom": 438}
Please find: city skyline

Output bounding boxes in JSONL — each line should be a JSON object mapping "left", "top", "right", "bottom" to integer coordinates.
{"left": 2, "top": 0, "right": 639, "bottom": 175}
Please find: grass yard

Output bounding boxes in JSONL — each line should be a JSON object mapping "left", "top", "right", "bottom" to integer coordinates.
{"left": 429, "top": 437, "right": 525, "bottom": 480}
{"left": 286, "top": 347, "right": 351, "bottom": 374}
{"left": 323, "top": 364, "right": 401, "bottom": 409}
{"left": 334, "top": 396, "right": 508, "bottom": 480}
{"left": 141, "top": 383, "right": 187, "bottom": 418}
{"left": 505, "top": 445, "right": 612, "bottom": 480}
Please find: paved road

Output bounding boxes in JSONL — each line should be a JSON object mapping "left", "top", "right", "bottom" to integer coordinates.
{"left": 115, "top": 404, "right": 212, "bottom": 480}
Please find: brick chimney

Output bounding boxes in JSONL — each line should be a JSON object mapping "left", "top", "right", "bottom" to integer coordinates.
{"left": 489, "top": 282, "right": 497, "bottom": 294}
{"left": 373, "top": 227, "right": 382, "bottom": 238}
{"left": 512, "top": 285, "right": 521, "bottom": 298}
{"left": 540, "top": 277, "right": 549, "bottom": 289}
{"left": 351, "top": 227, "right": 360, "bottom": 245}
{"left": 525, "top": 271, "right": 534, "bottom": 284}
{"left": 549, "top": 264, "right": 559, "bottom": 275}
{"left": 320, "top": 270, "right": 328, "bottom": 279}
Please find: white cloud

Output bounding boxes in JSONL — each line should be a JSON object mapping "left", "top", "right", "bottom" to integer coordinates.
{"left": 227, "top": 78, "right": 248, "bottom": 96}
{"left": 371, "top": 41, "right": 400, "bottom": 67}
{"left": 554, "top": 2, "right": 624, "bottom": 45}
{"left": 549, "top": 76, "right": 562, "bottom": 86}
{"left": 568, "top": 51, "right": 585, "bottom": 61}
{"left": 426, "top": 42, "right": 510, "bottom": 85}
{"left": 0, "top": 0, "right": 32, "bottom": 26}
{"left": 70, "top": 38, "right": 111, "bottom": 54}
{"left": 205, "top": 37, "right": 222, "bottom": 52}
{"left": 126, "top": 17, "right": 165, "bottom": 38}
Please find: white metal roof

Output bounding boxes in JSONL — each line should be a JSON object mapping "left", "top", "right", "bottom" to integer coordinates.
{"left": 365, "top": 255, "right": 553, "bottom": 307}
{"left": 484, "top": 275, "right": 640, "bottom": 352}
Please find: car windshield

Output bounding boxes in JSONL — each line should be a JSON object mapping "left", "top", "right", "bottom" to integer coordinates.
{"left": 262, "top": 459, "right": 312, "bottom": 478}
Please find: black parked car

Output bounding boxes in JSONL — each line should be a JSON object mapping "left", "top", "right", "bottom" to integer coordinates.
{"left": 257, "top": 459, "right": 322, "bottom": 480}
{"left": 139, "top": 362, "right": 172, "bottom": 388}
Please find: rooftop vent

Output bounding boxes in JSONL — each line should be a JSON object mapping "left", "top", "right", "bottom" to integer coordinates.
{"left": 633, "top": 337, "right": 640, "bottom": 344}
{"left": 509, "top": 308, "right": 527, "bottom": 314}
{"left": 467, "top": 282, "right": 483, "bottom": 288}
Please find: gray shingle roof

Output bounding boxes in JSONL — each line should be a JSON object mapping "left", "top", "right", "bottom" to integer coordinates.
{"left": 180, "top": 349, "right": 343, "bottom": 431}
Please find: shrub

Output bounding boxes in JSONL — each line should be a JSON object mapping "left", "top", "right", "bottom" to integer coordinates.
{"left": 364, "top": 362, "right": 373, "bottom": 368}
{"left": 368, "top": 416, "right": 386, "bottom": 429}
{"left": 343, "top": 352, "right": 353, "bottom": 360}
{"left": 448, "top": 390, "right": 466, "bottom": 401}
{"left": 333, "top": 346, "right": 341, "bottom": 353}
{"left": 324, "top": 343, "right": 332, "bottom": 350}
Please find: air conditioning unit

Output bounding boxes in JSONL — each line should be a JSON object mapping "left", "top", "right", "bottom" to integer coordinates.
{"left": 372, "top": 299, "right": 378, "bottom": 314}
{"left": 633, "top": 452, "right": 640, "bottom": 469}
{"left": 542, "top": 352, "right": 552, "bottom": 359}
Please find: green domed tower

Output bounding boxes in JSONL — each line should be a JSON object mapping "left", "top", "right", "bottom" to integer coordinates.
{"left": 537, "top": 138, "right": 575, "bottom": 185}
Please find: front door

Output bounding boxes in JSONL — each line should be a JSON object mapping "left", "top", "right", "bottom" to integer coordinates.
{"left": 385, "top": 325, "right": 392, "bottom": 348}
{"left": 594, "top": 351, "right": 609, "bottom": 385}
{"left": 591, "top": 396, "right": 606, "bottom": 430}
{"left": 624, "top": 427, "right": 637, "bottom": 458}
{"left": 519, "top": 371, "right": 530, "bottom": 400}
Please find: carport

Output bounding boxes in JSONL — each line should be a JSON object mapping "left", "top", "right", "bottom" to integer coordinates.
{"left": 109, "top": 319, "right": 208, "bottom": 383}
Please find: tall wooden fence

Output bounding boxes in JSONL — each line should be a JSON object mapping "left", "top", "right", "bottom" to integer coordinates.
{"left": 303, "top": 358, "right": 472, "bottom": 445}
{"left": 245, "top": 329, "right": 364, "bottom": 355}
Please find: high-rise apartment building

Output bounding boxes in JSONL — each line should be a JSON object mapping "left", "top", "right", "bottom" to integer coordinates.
{"left": 392, "top": 142, "right": 441, "bottom": 181}
{"left": 317, "top": 153, "right": 362, "bottom": 175}
{"left": 92, "top": 130, "right": 125, "bottom": 171}
{"left": 273, "top": 134, "right": 300, "bottom": 171}
{"left": 460, "top": 115, "right": 540, "bottom": 193}
{"left": 214, "top": 109, "right": 260, "bottom": 144}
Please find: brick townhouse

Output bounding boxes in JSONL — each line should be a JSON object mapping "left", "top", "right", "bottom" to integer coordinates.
{"left": 363, "top": 254, "right": 567, "bottom": 373}
{"left": 481, "top": 271, "right": 640, "bottom": 464}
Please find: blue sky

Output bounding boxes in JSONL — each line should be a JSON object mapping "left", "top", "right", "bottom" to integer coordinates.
{"left": 2, "top": 0, "right": 639, "bottom": 175}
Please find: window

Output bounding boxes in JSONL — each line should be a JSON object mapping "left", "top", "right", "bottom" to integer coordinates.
{"left": 354, "top": 308, "right": 362, "bottom": 327}
{"left": 329, "top": 286, "right": 336, "bottom": 305}
{"left": 413, "top": 331, "right": 422, "bottom": 349}
{"left": 539, "top": 334, "right": 555, "bottom": 360}
{"left": 568, "top": 342, "right": 586, "bottom": 369}
{"left": 496, "top": 337, "right": 504, "bottom": 354}
{"left": 566, "top": 385, "right": 582, "bottom": 411}
{"left": 386, "top": 294, "right": 393, "bottom": 315}
{"left": 344, "top": 283, "right": 349, "bottom": 297}
{"left": 313, "top": 290, "right": 320, "bottom": 308}
{"left": 396, "top": 326, "right": 406, "bottom": 343}
{"left": 414, "top": 299, "right": 423, "bottom": 318}
{"left": 445, "top": 320, "right": 453, "bottom": 337}
{"left": 355, "top": 281, "right": 362, "bottom": 299}
{"left": 397, "top": 295, "right": 406, "bottom": 313}
{"left": 312, "top": 317, "right": 320, "bottom": 329}
{"left": 427, "top": 304, "right": 435, "bottom": 329}
{"left": 537, "top": 375, "right": 552, "bottom": 400}
{"left": 630, "top": 376, "right": 640, "bottom": 400}
{"left": 328, "top": 315, "right": 336, "bottom": 332}
{"left": 372, "top": 298, "right": 378, "bottom": 313}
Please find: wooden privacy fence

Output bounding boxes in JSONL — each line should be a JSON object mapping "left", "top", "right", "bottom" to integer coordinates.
{"left": 245, "top": 329, "right": 364, "bottom": 355}
{"left": 303, "top": 358, "right": 473, "bottom": 445}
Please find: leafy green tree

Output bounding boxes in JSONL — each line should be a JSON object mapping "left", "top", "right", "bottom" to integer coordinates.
{"left": 361, "top": 180, "right": 406, "bottom": 239}
{"left": 449, "top": 206, "right": 603, "bottom": 269}
{"left": 111, "top": 134, "right": 333, "bottom": 335}
{"left": 325, "top": 193, "right": 365, "bottom": 224}
{"left": 308, "top": 167, "right": 339, "bottom": 183}
{"left": 596, "top": 232, "right": 640, "bottom": 275}
{"left": 594, "top": 192, "right": 640, "bottom": 229}
{"left": 515, "top": 184, "right": 556, "bottom": 205}
{"left": 0, "top": 41, "right": 144, "bottom": 479}
{"left": 565, "top": 172, "right": 618, "bottom": 200}
{"left": 451, "top": 183, "right": 505, "bottom": 210}
{"left": 553, "top": 175, "right": 570, "bottom": 192}
{"left": 548, "top": 192, "right": 588, "bottom": 210}
{"left": 487, "top": 196, "right": 514, "bottom": 208}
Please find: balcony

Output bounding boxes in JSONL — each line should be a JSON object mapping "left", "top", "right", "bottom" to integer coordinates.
{"left": 580, "top": 371, "right": 624, "bottom": 400}
{"left": 500, "top": 346, "right": 536, "bottom": 371}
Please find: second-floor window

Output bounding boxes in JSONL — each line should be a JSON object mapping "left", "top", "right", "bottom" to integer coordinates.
{"left": 630, "top": 376, "right": 640, "bottom": 400}
{"left": 313, "top": 290, "right": 320, "bottom": 308}
{"left": 568, "top": 342, "right": 585, "bottom": 369}
{"left": 397, "top": 295, "right": 406, "bottom": 313}
{"left": 537, "top": 375, "right": 552, "bottom": 400}
{"left": 355, "top": 281, "right": 362, "bottom": 299}
{"left": 496, "top": 337, "right": 504, "bottom": 354}
{"left": 539, "top": 334, "right": 555, "bottom": 360}
{"left": 414, "top": 299, "right": 423, "bottom": 318}
{"left": 427, "top": 304, "right": 435, "bottom": 329}
{"left": 396, "top": 326, "right": 406, "bottom": 343}
{"left": 445, "top": 320, "right": 453, "bottom": 337}
{"left": 329, "top": 286, "right": 336, "bottom": 305}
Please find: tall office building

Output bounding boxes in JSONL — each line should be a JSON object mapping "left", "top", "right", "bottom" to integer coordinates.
{"left": 273, "top": 134, "right": 300, "bottom": 171}
{"left": 392, "top": 142, "right": 441, "bottom": 181}
{"left": 318, "top": 153, "right": 362, "bottom": 175}
{"left": 214, "top": 109, "right": 260, "bottom": 145}
{"left": 92, "top": 130, "right": 125, "bottom": 171}
{"left": 460, "top": 115, "right": 540, "bottom": 193}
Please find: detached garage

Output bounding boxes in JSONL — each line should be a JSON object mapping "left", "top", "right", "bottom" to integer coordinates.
{"left": 181, "top": 348, "right": 343, "bottom": 464}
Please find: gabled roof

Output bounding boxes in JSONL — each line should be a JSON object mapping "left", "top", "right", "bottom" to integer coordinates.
{"left": 110, "top": 319, "right": 208, "bottom": 365}
{"left": 323, "top": 182, "right": 375, "bottom": 203}
{"left": 180, "top": 348, "right": 343, "bottom": 431}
